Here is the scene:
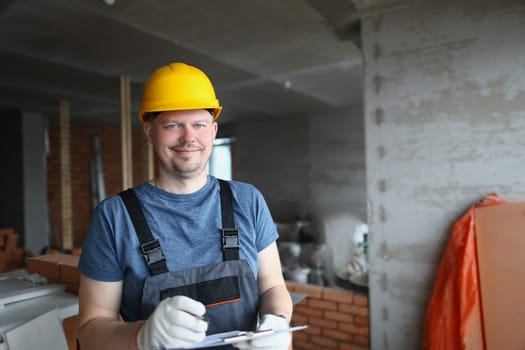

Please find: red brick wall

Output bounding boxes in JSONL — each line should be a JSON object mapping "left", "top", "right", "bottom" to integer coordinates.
{"left": 287, "top": 282, "right": 369, "bottom": 350}
{"left": 47, "top": 120, "right": 146, "bottom": 249}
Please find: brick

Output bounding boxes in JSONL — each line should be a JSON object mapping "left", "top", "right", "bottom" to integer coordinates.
{"left": 293, "top": 331, "right": 309, "bottom": 342}
{"left": 352, "top": 334, "right": 370, "bottom": 346}
{"left": 308, "top": 299, "right": 337, "bottom": 311}
{"left": 354, "top": 316, "right": 369, "bottom": 326}
{"left": 339, "top": 343, "right": 369, "bottom": 350}
{"left": 293, "top": 339, "right": 320, "bottom": 350}
{"left": 64, "top": 282, "right": 79, "bottom": 295}
{"left": 303, "top": 325, "right": 321, "bottom": 336}
{"left": 294, "top": 304, "right": 323, "bottom": 318}
{"left": 8, "top": 236, "right": 19, "bottom": 249}
{"left": 5, "top": 233, "right": 19, "bottom": 250}
{"left": 0, "top": 228, "right": 18, "bottom": 251}
{"left": 338, "top": 303, "right": 369, "bottom": 317}
{"left": 291, "top": 313, "right": 309, "bottom": 324}
{"left": 27, "top": 253, "right": 67, "bottom": 264}
{"left": 0, "top": 249, "right": 23, "bottom": 273}
{"left": 354, "top": 293, "right": 368, "bottom": 307}
{"left": 311, "top": 335, "right": 338, "bottom": 348}
{"left": 12, "top": 249, "right": 23, "bottom": 260}
{"left": 339, "top": 322, "right": 369, "bottom": 336}
{"left": 292, "top": 283, "right": 323, "bottom": 299}
{"left": 59, "top": 258, "right": 80, "bottom": 284}
{"left": 58, "top": 253, "right": 80, "bottom": 265}
{"left": 325, "top": 310, "right": 354, "bottom": 323}
{"left": 0, "top": 228, "right": 15, "bottom": 235}
{"left": 322, "top": 287, "right": 354, "bottom": 304}
{"left": 63, "top": 315, "right": 78, "bottom": 350}
{"left": 26, "top": 253, "right": 79, "bottom": 285}
{"left": 26, "top": 256, "right": 59, "bottom": 282}
{"left": 323, "top": 328, "right": 352, "bottom": 342}
{"left": 309, "top": 317, "right": 338, "bottom": 330}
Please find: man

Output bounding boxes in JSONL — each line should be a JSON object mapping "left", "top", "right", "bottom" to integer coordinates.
{"left": 77, "top": 62, "right": 293, "bottom": 350}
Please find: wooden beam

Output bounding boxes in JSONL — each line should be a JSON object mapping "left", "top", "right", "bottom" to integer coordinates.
{"left": 59, "top": 100, "right": 73, "bottom": 250}
{"left": 120, "top": 75, "right": 133, "bottom": 190}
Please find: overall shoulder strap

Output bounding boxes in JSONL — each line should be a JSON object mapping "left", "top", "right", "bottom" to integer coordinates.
{"left": 118, "top": 189, "right": 168, "bottom": 276}
{"left": 218, "top": 180, "right": 239, "bottom": 261}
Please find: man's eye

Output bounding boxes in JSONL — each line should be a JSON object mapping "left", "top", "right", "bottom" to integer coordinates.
{"left": 166, "top": 124, "right": 180, "bottom": 129}
{"left": 195, "top": 123, "right": 206, "bottom": 128}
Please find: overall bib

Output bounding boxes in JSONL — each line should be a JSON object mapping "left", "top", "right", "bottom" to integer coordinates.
{"left": 119, "top": 180, "right": 259, "bottom": 349}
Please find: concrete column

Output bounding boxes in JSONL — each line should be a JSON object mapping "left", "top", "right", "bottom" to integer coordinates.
{"left": 22, "top": 111, "right": 51, "bottom": 255}
{"left": 362, "top": 1, "right": 525, "bottom": 348}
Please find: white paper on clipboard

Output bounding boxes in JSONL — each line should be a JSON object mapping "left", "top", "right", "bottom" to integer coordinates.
{"left": 170, "top": 325, "right": 308, "bottom": 349}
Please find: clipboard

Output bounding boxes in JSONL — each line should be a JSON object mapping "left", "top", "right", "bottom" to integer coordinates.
{"left": 171, "top": 325, "right": 308, "bottom": 349}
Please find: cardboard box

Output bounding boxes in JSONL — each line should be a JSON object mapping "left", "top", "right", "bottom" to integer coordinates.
{"left": 475, "top": 202, "right": 525, "bottom": 350}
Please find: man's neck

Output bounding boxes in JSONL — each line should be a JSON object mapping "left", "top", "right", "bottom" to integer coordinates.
{"left": 153, "top": 173, "right": 208, "bottom": 194}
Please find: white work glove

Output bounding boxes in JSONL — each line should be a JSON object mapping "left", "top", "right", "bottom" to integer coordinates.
{"left": 137, "top": 295, "right": 208, "bottom": 350}
{"left": 233, "top": 314, "right": 290, "bottom": 350}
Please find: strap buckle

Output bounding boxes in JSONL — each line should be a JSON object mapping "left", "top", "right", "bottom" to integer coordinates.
{"left": 140, "top": 239, "right": 166, "bottom": 265}
{"left": 222, "top": 229, "right": 239, "bottom": 249}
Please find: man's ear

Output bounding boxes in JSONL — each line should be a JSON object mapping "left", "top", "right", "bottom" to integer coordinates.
{"left": 143, "top": 120, "right": 153, "bottom": 143}
{"left": 213, "top": 121, "right": 218, "bottom": 137}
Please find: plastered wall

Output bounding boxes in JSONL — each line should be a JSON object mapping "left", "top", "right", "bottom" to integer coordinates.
{"left": 362, "top": 1, "right": 525, "bottom": 349}
{"left": 231, "top": 105, "right": 367, "bottom": 272}
{"left": 309, "top": 108, "right": 367, "bottom": 271}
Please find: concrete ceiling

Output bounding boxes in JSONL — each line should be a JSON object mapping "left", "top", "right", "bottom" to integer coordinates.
{"left": 0, "top": 0, "right": 407, "bottom": 125}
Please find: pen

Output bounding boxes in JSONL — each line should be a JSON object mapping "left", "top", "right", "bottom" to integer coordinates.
{"left": 220, "top": 326, "right": 308, "bottom": 344}
{"left": 222, "top": 329, "right": 273, "bottom": 343}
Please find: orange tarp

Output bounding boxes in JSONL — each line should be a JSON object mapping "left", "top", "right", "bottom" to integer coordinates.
{"left": 423, "top": 194, "right": 507, "bottom": 350}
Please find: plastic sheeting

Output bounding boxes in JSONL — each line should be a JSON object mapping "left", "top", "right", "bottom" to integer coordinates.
{"left": 423, "top": 194, "right": 508, "bottom": 350}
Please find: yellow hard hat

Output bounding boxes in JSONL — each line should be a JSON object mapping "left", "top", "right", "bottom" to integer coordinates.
{"left": 139, "top": 62, "right": 222, "bottom": 122}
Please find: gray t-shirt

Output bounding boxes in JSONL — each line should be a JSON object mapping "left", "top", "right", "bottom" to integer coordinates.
{"left": 78, "top": 176, "right": 278, "bottom": 321}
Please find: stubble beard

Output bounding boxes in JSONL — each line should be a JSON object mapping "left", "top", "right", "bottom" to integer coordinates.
{"left": 157, "top": 142, "right": 211, "bottom": 180}
{"left": 171, "top": 158, "right": 206, "bottom": 179}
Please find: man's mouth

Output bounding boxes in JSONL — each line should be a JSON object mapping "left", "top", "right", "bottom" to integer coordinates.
{"left": 171, "top": 145, "right": 203, "bottom": 153}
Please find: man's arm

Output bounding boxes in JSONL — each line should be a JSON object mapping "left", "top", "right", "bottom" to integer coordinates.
{"left": 232, "top": 242, "right": 293, "bottom": 349}
{"left": 257, "top": 241, "right": 293, "bottom": 322}
{"left": 77, "top": 274, "right": 143, "bottom": 350}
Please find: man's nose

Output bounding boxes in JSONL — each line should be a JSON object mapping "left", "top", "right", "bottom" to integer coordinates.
{"left": 179, "top": 125, "right": 196, "bottom": 142}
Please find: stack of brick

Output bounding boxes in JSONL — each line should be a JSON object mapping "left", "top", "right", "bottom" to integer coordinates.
{"left": 0, "top": 228, "right": 24, "bottom": 273}
{"left": 286, "top": 281, "right": 369, "bottom": 350}
{"left": 26, "top": 253, "right": 81, "bottom": 350}
{"left": 26, "top": 253, "right": 81, "bottom": 294}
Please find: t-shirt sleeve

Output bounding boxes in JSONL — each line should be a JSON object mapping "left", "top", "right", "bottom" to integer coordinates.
{"left": 252, "top": 187, "right": 279, "bottom": 252}
{"left": 78, "top": 200, "right": 124, "bottom": 282}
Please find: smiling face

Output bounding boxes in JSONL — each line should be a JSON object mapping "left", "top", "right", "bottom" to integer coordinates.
{"left": 144, "top": 109, "right": 218, "bottom": 182}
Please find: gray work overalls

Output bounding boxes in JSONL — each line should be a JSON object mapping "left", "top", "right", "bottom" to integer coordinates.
{"left": 119, "top": 180, "right": 259, "bottom": 349}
